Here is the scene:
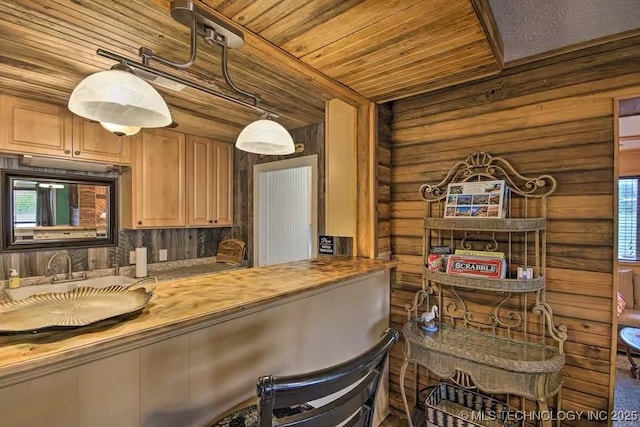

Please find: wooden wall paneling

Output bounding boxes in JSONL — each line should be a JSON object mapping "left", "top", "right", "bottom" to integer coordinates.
{"left": 392, "top": 36, "right": 640, "bottom": 120}
{"left": 356, "top": 101, "right": 377, "bottom": 258}
{"left": 377, "top": 104, "right": 393, "bottom": 256}
{"left": 0, "top": 227, "right": 230, "bottom": 280}
{"left": 388, "top": 34, "right": 640, "bottom": 421}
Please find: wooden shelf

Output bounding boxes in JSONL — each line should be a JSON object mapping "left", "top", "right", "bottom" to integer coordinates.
{"left": 423, "top": 269, "right": 545, "bottom": 292}
{"left": 424, "top": 217, "right": 545, "bottom": 231}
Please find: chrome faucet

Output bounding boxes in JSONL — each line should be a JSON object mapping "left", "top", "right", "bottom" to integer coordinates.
{"left": 46, "top": 252, "right": 86, "bottom": 283}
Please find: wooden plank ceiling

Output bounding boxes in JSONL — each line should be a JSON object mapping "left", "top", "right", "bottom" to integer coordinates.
{"left": 203, "top": 0, "right": 503, "bottom": 102}
{"left": 0, "top": 0, "right": 502, "bottom": 141}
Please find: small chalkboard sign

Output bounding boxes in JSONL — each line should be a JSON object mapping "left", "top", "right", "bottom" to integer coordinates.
{"left": 318, "top": 235, "right": 334, "bottom": 255}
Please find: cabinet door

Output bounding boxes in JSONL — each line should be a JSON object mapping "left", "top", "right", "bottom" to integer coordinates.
{"left": 134, "top": 128, "right": 186, "bottom": 228}
{"left": 213, "top": 141, "right": 233, "bottom": 226}
{"left": 0, "top": 368, "right": 79, "bottom": 427}
{"left": 186, "top": 135, "right": 214, "bottom": 227}
{"left": 186, "top": 138, "right": 233, "bottom": 227}
{"left": 0, "top": 95, "right": 72, "bottom": 157}
{"left": 72, "top": 116, "right": 131, "bottom": 165}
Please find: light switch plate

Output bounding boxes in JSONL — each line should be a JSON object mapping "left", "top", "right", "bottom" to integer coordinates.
{"left": 159, "top": 249, "right": 168, "bottom": 262}
{"left": 129, "top": 251, "right": 136, "bottom": 264}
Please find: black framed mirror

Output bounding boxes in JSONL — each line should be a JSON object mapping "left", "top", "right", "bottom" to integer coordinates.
{"left": 1, "top": 170, "right": 118, "bottom": 251}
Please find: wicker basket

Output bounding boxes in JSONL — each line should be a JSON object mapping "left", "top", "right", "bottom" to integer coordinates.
{"left": 424, "top": 383, "right": 521, "bottom": 427}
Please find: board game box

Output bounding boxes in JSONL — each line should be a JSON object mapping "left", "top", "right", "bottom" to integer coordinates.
{"left": 446, "top": 255, "right": 507, "bottom": 279}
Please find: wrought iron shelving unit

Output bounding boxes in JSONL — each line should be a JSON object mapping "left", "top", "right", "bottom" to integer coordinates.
{"left": 399, "top": 152, "right": 568, "bottom": 427}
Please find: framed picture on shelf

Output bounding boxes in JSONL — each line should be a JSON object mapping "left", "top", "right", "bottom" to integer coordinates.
{"left": 444, "top": 180, "right": 507, "bottom": 218}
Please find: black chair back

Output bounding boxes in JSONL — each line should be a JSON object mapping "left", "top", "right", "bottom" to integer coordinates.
{"left": 256, "top": 328, "right": 400, "bottom": 427}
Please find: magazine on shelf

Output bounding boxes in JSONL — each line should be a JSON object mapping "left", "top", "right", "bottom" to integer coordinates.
{"left": 444, "top": 180, "right": 507, "bottom": 219}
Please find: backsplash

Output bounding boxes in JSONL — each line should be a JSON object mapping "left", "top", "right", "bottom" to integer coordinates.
{"left": 0, "top": 227, "right": 234, "bottom": 280}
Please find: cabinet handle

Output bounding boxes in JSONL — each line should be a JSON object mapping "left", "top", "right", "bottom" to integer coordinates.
{"left": 208, "top": 220, "right": 213, "bottom": 223}
{"left": 64, "top": 149, "right": 70, "bottom": 154}
{"left": 75, "top": 151, "right": 81, "bottom": 155}
{"left": 214, "top": 220, "right": 218, "bottom": 224}
{"left": 137, "top": 221, "right": 142, "bottom": 225}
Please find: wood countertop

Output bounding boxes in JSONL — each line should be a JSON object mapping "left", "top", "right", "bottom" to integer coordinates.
{"left": 0, "top": 257, "right": 396, "bottom": 384}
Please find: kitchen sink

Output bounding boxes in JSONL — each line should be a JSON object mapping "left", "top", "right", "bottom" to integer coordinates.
{"left": 4, "top": 275, "right": 139, "bottom": 301}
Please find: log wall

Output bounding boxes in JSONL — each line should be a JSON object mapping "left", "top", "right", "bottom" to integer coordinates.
{"left": 387, "top": 34, "right": 640, "bottom": 425}
{"left": 377, "top": 104, "right": 392, "bottom": 257}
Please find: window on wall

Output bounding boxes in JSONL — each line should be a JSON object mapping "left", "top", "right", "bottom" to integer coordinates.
{"left": 619, "top": 178, "right": 640, "bottom": 260}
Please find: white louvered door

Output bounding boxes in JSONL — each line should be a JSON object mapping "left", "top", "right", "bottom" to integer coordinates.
{"left": 254, "top": 156, "right": 318, "bottom": 267}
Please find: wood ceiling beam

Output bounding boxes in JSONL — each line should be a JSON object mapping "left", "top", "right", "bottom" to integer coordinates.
{"left": 470, "top": 0, "right": 504, "bottom": 69}
{"left": 148, "top": 0, "right": 371, "bottom": 107}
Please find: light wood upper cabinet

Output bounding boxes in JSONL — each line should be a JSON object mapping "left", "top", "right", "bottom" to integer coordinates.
{"left": 72, "top": 117, "right": 131, "bottom": 165}
{"left": 0, "top": 95, "right": 72, "bottom": 157}
{"left": 213, "top": 141, "right": 233, "bottom": 226}
{"left": 122, "top": 128, "right": 186, "bottom": 228}
{"left": 0, "top": 95, "right": 131, "bottom": 165}
{"left": 186, "top": 136, "right": 233, "bottom": 227}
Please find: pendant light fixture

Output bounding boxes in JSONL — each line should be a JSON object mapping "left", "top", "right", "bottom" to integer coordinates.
{"left": 69, "top": 0, "right": 292, "bottom": 155}
{"left": 68, "top": 68, "right": 172, "bottom": 129}
{"left": 236, "top": 114, "right": 294, "bottom": 155}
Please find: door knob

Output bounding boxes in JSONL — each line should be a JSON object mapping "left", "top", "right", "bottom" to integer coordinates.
{"left": 64, "top": 149, "right": 70, "bottom": 154}
{"left": 137, "top": 221, "right": 142, "bottom": 225}
{"left": 208, "top": 220, "right": 213, "bottom": 223}
{"left": 75, "top": 151, "right": 81, "bottom": 155}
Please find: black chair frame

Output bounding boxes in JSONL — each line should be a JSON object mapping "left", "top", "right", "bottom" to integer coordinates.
{"left": 256, "top": 328, "right": 400, "bottom": 427}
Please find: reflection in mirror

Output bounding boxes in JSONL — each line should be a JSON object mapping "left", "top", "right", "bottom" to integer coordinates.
{"left": 2, "top": 171, "right": 117, "bottom": 251}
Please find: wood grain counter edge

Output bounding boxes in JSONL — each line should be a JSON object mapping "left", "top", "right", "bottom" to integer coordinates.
{"left": 0, "top": 257, "right": 396, "bottom": 386}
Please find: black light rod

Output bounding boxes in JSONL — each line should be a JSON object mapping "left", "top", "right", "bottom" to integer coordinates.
{"left": 95, "top": 48, "right": 280, "bottom": 119}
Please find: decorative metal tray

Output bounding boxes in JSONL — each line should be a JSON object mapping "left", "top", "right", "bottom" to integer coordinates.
{"left": 0, "top": 278, "right": 158, "bottom": 333}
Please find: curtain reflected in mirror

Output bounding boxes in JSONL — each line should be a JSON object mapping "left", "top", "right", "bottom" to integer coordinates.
{"left": 36, "top": 185, "right": 54, "bottom": 226}
{"left": 2, "top": 171, "right": 117, "bottom": 251}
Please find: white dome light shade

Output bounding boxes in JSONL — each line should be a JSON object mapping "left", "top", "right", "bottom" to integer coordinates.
{"left": 100, "top": 122, "right": 141, "bottom": 137}
{"left": 68, "top": 70, "right": 172, "bottom": 127}
{"left": 235, "top": 119, "right": 294, "bottom": 155}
